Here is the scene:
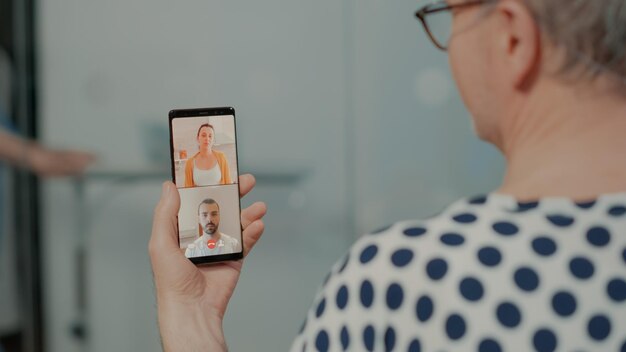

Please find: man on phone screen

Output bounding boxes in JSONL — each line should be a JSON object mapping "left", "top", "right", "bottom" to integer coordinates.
{"left": 185, "top": 198, "right": 239, "bottom": 258}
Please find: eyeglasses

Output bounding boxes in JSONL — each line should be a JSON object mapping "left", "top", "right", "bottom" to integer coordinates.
{"left": 415, "top": 0, "right": 493, "bottom": 51}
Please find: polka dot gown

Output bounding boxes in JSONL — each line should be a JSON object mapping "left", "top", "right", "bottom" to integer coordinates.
{"left": 290, "top": 193, "right": 626, "bottom": 352}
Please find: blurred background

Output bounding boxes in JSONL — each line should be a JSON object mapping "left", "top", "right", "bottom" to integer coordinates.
{"left": 0, "top": 0, "right": 504, "bottom": 351}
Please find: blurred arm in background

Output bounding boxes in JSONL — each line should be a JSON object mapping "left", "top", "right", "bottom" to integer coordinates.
{"left": 0, "top": 127, "right": 95, "bottom": 177}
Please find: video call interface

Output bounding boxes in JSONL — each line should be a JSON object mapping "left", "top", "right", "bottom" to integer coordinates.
{"left": 171, "top": 115, "right": 242, "bottom": 258}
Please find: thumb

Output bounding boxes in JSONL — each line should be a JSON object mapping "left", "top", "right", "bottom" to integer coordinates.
{"left": 149, "top": 182, "right": 181, "bottom": 259}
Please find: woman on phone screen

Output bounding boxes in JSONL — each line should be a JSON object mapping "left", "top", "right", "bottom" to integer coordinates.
{"left": 184, "top": 123, "right": 232, "bottom": 187}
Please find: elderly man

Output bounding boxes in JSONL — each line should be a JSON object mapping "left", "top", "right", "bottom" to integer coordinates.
{"left": 149, "top": 0, "right": 626, "bottom": 351}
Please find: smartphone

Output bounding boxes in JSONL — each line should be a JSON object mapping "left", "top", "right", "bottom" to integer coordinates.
{"left": 168, "top": 107, "right": 243, "bottom": 264}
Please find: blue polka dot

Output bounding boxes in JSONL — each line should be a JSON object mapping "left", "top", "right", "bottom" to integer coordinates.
{"left": 588, "top": 315, "right": 611, "bottom": 341}
{"left": 586, "top": 226, "right": 611, "bottom": 247}
{"left": 546, "top": 215, "right": 575, "bottom": 227}
{"left": 608, "top": 205, "right": 626, "bottom": 216}
{"left": 493, "top": 221, "right": 519, "bottom": 236}
{"left": 363, "top": 325, "right": 375, "bottom": 351}
{"left": 478, "top": 246, "right": 502, "bottom": 267}
{"left": 607, "top": 279, "right": 626, "bottom": 302}
{"left": 551, "top": 291, "right": 577, "bottom": 317}
{"left": 404, "top": 227, "right": 427, "bottom": 237}
{"left": 622, "top": 248, "right": 626, "bottom": 264}
{"left": 469, "top": 195, "right": 487, "bottom": 204}
{"left": 416, "top": 295, "right": 434, "bottom": 322}
{"left": 533, "top": 329, "right": 557, "bottom": 352}
{"left": 440, "top": 233, "right": 465, "bottom": 246}
{"left": 514, "top": 267, "right": 540, "bottom": 292}
{"left": 315, "top": 298, "right": 326, "bottom": 318}
{"left": 453, "top": 213, "right": 477, "bottom": 224}
{"left": 386, "top": 283, "right": 404, "bottom": 310}
{"left": 569, "top": 257, "right": 595, "bottom": 280}
{"left": 408, "top": 339, "right": 422, "bottom": 352}
{"left": 360, "top": 280, "right": 374, "bottom": 308}
{"left": 338, "top": 253, "right": 350, "bottom": 273}
{"left": 516, "top": 201, "right": 539, "bottom": 212}
{"left": 384, "top": 326, "right": 396, "bottom": 352}
{"left": 479, "top": 338, "right": 503, "bottom": 352}
{"left": 459, "top": 277, "right": 484, "bottom": 301}
{"left": 621, "top": 341, "right": 626, "bottom": 352}
{"left": 370, "top": 224, "right": 392, "bottom": 234}
{"left": 359, "top": 245, "right": 378, "bottom": 264}
{"left": 445, "top": 314, "right": 466, "bottom": 340}
{"left": 315, "top": 330, "right": 329, "bottom": 352}
{"left": 532, "top": 237, "right": 557, "bottom": 256}
{"left": 391, "top": 248, "right": 414, "bottom": 267}
{"left": 576, "top": 200, "right": 596, "bottom": 209}
{"left": 426, "top": 258, "right": 448, "bottom": 280}
{"left": 336, "top": 285, "right": 349, "bottom": 310}
{"left": 340, "top": 326, "right": 350, "bottom": 350}
{"left": 496, "top": 302, "right": 521, "bottom": 328}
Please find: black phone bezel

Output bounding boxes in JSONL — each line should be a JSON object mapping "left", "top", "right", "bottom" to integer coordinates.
{"left": 168, "top": 106, "right": 244, "bottom": 264}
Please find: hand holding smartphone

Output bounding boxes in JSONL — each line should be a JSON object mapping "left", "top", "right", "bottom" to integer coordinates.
{"left": 150, "top": 106, "right": 265, "bottom": 351}
{"left": 169, "top": 107, "right": 243, "bottom": 264}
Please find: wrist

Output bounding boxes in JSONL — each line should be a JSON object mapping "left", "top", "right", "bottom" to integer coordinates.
{"left": 157, "top": 297, "right": 227, "bottom": 352}
{"left": 19, "top": 139, "right": 34, "bottom": 171}
{"left": 23, "top": 143, "right": 44, "bottom": 174}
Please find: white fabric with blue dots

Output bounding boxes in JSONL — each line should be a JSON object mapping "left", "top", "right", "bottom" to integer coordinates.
{"left": 290, "top": 192, "right": 626, "bottom": 352}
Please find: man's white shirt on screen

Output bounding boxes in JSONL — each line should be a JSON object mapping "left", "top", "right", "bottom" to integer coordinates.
{"left": 185, "top": 232, "right": 239, "bottom": 258}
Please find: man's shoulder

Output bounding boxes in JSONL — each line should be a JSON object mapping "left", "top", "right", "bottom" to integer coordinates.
{"left": 221, "top": 233, "right": 239, "bottom": 244}
{"left": 185, "top": 154, "right": 199, "bottom": 171}
{"left": 213, "top": 149, "right": 227, "bottom": 159}
{"left": 192, "top": 236, "right": 205, "bottom": 245}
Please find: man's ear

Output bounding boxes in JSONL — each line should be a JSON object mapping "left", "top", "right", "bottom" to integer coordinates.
{"left": 493, "top": 0, "right": 542, "bottom": 90}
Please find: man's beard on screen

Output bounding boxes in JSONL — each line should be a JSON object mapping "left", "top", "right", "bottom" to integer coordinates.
{"left": 204, "top": 221, "right": 218, "bottom": 235}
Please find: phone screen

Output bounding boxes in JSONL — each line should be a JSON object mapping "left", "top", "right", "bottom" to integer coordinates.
{"left": 169, "top": 107, "right": 243, "bottom": 264}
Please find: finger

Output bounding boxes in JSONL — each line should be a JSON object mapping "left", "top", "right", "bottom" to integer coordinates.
{"left": 83, "top": 151, "right": 98, "bottom": 161}
{"left": 59, "top": 153, "right": 96, "bottom": 176}
{"left": 149, "top": 182, "right": 200, "bottom": 296}
{"left": 149, "top": 182, "right": 182, "bottom": 260}
{"left": 242, "top": 220, "right": 265, "bottom": 257}
{"left": 78, "top": 152, "right": 98, "bottom": 166}
{"left": 67, "top": 151, "right": 96, "bottom": 162}
{"left": 239, "top": 174, "right": 256, "bottom": 198}
{"left": 74, "top": 152, "right": 97, "bottom": 166}
{"left": 70, "top": 156, "right": 95, "bottom": 173}
{"left": 241, "top": 201, "right": 267, "bottom": 229}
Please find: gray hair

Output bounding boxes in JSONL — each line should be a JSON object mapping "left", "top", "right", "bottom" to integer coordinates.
{"left": 523, "top": 0, "right": 626, "bottom": 85}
